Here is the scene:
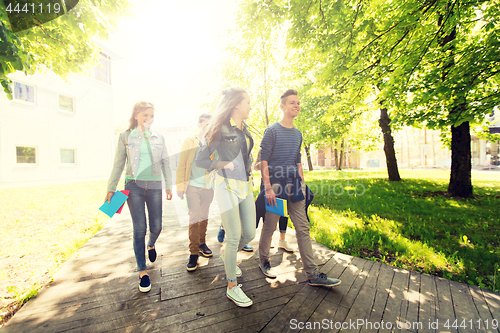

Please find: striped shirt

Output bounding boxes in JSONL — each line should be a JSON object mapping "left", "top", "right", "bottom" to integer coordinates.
{"left": 260, "top": 122, "right": 302, "bottom": 170}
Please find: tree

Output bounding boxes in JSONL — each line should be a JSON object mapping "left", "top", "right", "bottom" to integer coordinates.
{"left": 237, "top": 0, "right": 403, "bottom": 179}
{"left": 0, "top": 0, "right": 131, "bottom": 98}
{"left": 238, "top": 0, "right": 500, "bottom": 196}
{"left": 214, "top": 15, "right": 289, "bottom": 148}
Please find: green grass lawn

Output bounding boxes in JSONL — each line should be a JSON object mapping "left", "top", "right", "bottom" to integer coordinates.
{"left": 0, "top": 180, "right": 109, "bottom": 323}
{"left": 268, "top": 169, "right": 499, "bottom": 292}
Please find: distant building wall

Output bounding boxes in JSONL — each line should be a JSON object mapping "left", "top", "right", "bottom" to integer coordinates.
{"left": 0, "top": 55, "right": 115, "bottom": 188}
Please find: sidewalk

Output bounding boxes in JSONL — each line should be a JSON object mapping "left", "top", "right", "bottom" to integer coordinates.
{"left": 2, "top": 198, "right": 500, "bottom": 332}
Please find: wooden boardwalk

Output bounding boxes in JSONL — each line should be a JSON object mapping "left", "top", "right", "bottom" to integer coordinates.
{"left": 3, "top": 199, "right": 500, "bottom": 333}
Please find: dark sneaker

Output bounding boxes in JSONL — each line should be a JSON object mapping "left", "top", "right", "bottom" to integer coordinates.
{"left": 259, "top": 260, "right": 277, "bottom": 278}
{"left": 199, "top": 243, "right": 213, "bottom": 257}
{"left": 308, "top": 273, "right": 341, "bottom": 287}
{"left": 242, "top": 244, "right": 253, "bottom": 252}
{"left": 139, "top": 275, "right": 151, "bottom": 293}
{"left": 187, "top": 255, "right": 198, "bottom": 272}
{"left": 148, "top": 247, "right": 157, "bottom": 262}
{"left": 217, "top": 225, "right": 225, "bottom": 243}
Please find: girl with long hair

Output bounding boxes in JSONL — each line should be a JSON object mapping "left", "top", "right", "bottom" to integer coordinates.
{"left": 196, "top": 87, "right": 256, "bottom": 307}
{"left": 106, "top": 101, "right": 172, "bottom": 292}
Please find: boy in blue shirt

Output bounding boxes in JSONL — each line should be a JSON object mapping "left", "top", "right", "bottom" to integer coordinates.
{"left": 258, "top": 89, "right": 341, "bottom": 288}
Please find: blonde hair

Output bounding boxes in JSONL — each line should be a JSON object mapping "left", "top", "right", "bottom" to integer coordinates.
{"left": 128, "top": 101, "right": 155, "bottom": 130}
{"left": 205, "top": 87, "right": 247, "bottom": 143}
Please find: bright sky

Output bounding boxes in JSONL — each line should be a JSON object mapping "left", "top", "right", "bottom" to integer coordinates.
{"left": 105, "top": 0, "right": 240, "bottom": 129}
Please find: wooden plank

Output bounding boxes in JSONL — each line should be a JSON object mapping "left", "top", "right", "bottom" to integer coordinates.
{"left": 318, "top": 252, "right": 352, "bottom": 276}
{"left": 359, "top": 263, "right": 396, "bottom": 333}
{"left": 468, "top": 285, "right": 500, "bottom": 333}
{"left": 449, "top": 280, "right": 481, "bottom": 333}
{"left": 282, "top": 250, "right": 354, "bottom": 333}
{"left": 259, "top": 252, "right": 353, "bottom": 332}
{"left": 227, "top": 323, "right": 265, "bottom": 333}
{"left": 400, "top": 271, "right": 421, "bottom": 333}
{"left": 380, "top": 267, "right": 410, "bottom": 331}
{"left": 185, "top": 302, "right": 284, "bottom": 333}
{"left": 435, "top": 277, "right": 458, "bottom": 333}
{"left": 150, "top": 283, "right": 302, "bottom": 332}
{"left": 259, "top": 283, "right": 312, "bottom": 332}
{"left": 89, "top": 277, "right": 306, "bottom": 333}
{"left": 322, "top": 257, "right": 369, "bottom": 306}
{"left": 339, "top": 260, "right": 374, "bottom": 308}
{"left": 341, "top": 262, "right": 382, "bottom": 329}
{"left": 418, "top": 273, "right": 437, "bottom": 333}
{"left": 2, "top": 270, "right": 163, "bottom": 332}
{"left": 328, "top": 303, "right": 351, "bottom": 333}
{"left": 280, "top": 285, "right": 330, "bottom": 333}
{"left": 159, "top": 255, "right": 304, "bottom": 302}
{"left": 480, "top": 288, "right": 500, "bottom": 327}
{"left": 297, "top": 259, "right": 374, "bottom": 333}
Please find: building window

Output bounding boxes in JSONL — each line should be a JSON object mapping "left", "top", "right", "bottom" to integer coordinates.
{"left": 12, "top": 81, "right": 36, "bottom": 105}
{"left": 16, "top": 146, "right": 37, "bottom": 164}
{"left": 90, "top": 52, "right": 111, "bottom": 85}
{"left": 59, "top": 95, "right": 75, "bottom": 113}
{"left": 60, "top": 149, "right": 76, "bottom": 164}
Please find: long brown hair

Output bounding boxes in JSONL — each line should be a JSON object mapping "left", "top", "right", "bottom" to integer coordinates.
{"left": 127, "top": 101, "right": 155, "bottom": 130}
{"left": 204, "top": 87, "right": 247, "bottom": 143}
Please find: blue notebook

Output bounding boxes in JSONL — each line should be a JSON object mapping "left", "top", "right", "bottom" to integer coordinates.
{"left": 99, "top": 191, "right": 129, "bottom": 218}
{"left": 265, "top": 198, "right": 288, "bottom": 217}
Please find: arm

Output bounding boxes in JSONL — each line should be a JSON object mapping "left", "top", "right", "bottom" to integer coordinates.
{"left": 107, "top": 133, "right": 127, "bottom": 194}
{"left": 298, "top": 162, "right": 305, "bottom": 182}
{"left": 176, "top": 138, "right": 192, "bottom": 197}
{"left": 297, "top": 133, "right": 304, "bottom": 181}
{"left": 260, "top": 128, "right": 277, "bottom": 206}
{"left": 261, "top": 161, "right": 277, "bottom": 207}
{"left": 195, "top": 132, "right": 234, "bottom": 171}
{"left": 253, "top": 149, "right": 262, "bottom": 171}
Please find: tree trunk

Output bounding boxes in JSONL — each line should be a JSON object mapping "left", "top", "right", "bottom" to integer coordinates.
{"left": 339, "top": 140, "right": 344, "bottom": 170}
{"left": 448, "top": 108, "right": 472, "bottom": 197}
{"left": 379, "top": 107, "right": 401, "bottom": 181}
{"left": 438, "top": 6, "right": 472, "bottom": 197}
{"left": 334, "top": 141, "right": 339, "bottom": 170}
{"left": 304, "top": 144, "right": 314, "bottom": 171}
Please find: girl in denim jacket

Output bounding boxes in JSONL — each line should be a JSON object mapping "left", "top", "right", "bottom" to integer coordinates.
{"left": 105, "top": 101, "right": 172, "bottom": 293}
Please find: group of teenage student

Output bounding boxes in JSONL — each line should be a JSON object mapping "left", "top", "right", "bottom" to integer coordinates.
{"left": 106, "top": 87, "right": 341, "bottom": 308}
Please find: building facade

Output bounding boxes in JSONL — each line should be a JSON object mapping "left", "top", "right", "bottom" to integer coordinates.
{"left": 0, "top": 51, "right": 117, "bottom": 188}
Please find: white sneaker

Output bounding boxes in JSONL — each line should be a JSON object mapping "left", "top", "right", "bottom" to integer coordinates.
{"left": 270, "top": 240, "right": 275, "bottom": 248}
{"left": 226, "top": 284, "right": 253, "bottom": 307}
{"left": 279, "top": 240, "right": 294, "bottom": 253}
{"left": 220, "top": 255, "right": 242, "bottom": 277}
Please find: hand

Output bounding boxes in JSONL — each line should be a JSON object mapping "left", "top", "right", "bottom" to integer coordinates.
{"left": 223, "top": 162, "right": 234, "bottom": 171}
{"left": 166, "top": 190, "right": 173, "bottom": 200}
{"left": 177, "top": 191, "right": 184, "bottom": 199}
{"left": 265, "top": 188, "right": 277, "bottom": 207}
{"left": 105, "top": 192, "right": 114, "bottom": 203}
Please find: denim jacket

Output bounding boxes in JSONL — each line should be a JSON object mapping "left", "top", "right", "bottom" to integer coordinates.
{"left": 195, "top": 121, "right": 254, "bottom": 181}
{"left": 107, "top": 129, "right": 172, "bottom": 192}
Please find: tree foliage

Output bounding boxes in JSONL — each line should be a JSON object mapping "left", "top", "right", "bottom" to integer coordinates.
{"left": 237, "top": 0, "right": 500, "bottom": 196}
{"left": 0, "top": 0, "right": 131, "bottom": 98}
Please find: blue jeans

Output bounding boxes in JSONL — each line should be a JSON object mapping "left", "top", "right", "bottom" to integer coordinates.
{"left": 215, "top": 181, "right": 256, "bottom": 282}
{"left": 125, "top": 180, "right": 163, "bottom": 271}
